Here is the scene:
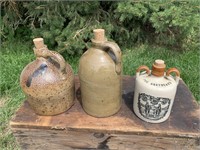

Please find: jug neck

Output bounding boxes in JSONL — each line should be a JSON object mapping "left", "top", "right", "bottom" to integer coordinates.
{"left": 91, "top": 29, "right": 108, "bottom": 49}
{"left": 91, "top": 39, "right": 107, "bottom": 50}
{"left": 151, "top": 60, "right": 166, "bottom": 77}
{"left": 33, "top": 38, "right": 49, "bottom": 58}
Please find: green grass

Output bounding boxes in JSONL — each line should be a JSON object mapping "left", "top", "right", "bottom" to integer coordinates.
{"left": 123, "top": 44, "right": 200, "bottom": 101}
{"left": 0, "top": 41, "right": 199, "bottom": 149}
{"left": 0, "top": 41, "right": 33, "bottom": 150}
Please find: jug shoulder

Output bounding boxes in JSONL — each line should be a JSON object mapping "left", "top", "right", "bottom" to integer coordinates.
{"left": 20, "top": 59, "right": 73, "bottom": 89}
{"left": 136, "top": 74, "right": 177, "bottom": 90}
{"left": 81, "top": 48, "right": 115, "bottom": 62}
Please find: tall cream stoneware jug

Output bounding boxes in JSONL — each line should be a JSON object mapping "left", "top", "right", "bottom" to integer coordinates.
{"left": 20, "top": 38, "right": 74, "bottom": 115}
{"left": 78, "top": 29, "right": 122, "bottom": 117}
{"left": 133, "top": 60, "right": 180, "bottom": 123}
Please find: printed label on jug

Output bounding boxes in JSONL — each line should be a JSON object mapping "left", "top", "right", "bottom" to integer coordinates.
{"left": 150, "top": 82, "right": 172, "bottom": 87}
{"left": 143, "top": 79, "right": 172, "bottom": 87}
{"left": 138, "top": 93, "right": 170, "bottom": 120}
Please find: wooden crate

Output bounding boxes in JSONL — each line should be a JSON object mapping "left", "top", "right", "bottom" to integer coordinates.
{"left": 10, "top": 76, "right": 200, "bottom": 150}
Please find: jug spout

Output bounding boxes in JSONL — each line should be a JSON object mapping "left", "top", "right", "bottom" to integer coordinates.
{"left": 92, "top": 29, "right": 107, "bottom": 43}
{"left": 151, "top": 59, "right": 166, "bottom": 77}
{"left": 93, "top": 29, "right": 106, "bottom": 42}
{"left": 33, "top": 38, "right": 45, "bottom": 49}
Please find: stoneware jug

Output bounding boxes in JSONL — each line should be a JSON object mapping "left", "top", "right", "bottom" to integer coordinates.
{"left": 20, "top": 38, "right": 74, "bottom": 115}
{"left": 78, "top": 29, "right": 122, "bottom": 117}
{"left": 133, "top": 60, "right": 180, "bottom": 123}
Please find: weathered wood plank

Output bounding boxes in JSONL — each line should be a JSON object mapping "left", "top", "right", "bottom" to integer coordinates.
{"left": 10, "top": 76, "right": 200, "bottom": 138}
{"left": 10, "top": 76, "right": 200, "bottom": 149}
{"left": 12, "top": 128, "right": 199, "bottom": 150}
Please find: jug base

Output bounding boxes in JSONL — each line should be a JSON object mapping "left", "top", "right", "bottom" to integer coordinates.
{"left": 28, "top": 100, "right": 74, "bottom": 116}
{"left": 83, "top": 106, "right": 121, "bottom": 118}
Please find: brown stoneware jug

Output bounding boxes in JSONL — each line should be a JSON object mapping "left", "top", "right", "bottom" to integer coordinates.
{"left": 78, "top": 29, "right": 122, "bottom": 117}
{"left": 20, "top": 38, "right": 74, "bottom": 115}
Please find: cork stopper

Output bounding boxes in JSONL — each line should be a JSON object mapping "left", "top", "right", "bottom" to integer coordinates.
{"left": 93, "top": 29, "right": 106, "bottom": 42}
{"left": 152, "top": 59, "right": 166, "bottom": 77}
{"left": 33, "top": 38, "right": 45, "bottom": 49}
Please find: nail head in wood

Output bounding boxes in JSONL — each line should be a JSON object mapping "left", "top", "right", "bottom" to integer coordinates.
{"left": 93, "top": 133, "right": 105, "bottom": 138}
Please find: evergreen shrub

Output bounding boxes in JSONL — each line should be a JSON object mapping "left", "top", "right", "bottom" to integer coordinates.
{"left": 1, "top": 1, "right": 199, "bottom": 55}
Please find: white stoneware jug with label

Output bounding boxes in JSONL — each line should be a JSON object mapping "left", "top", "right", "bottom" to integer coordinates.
{"left": 133, "top": 60, "right": 180, "bottom": 123}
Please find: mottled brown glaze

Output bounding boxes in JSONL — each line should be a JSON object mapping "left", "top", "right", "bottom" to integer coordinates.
{"left": 20, "top": 38, "right": 74, "bottom": 115}
{"left": 78, "top": 29, "right": 122, "bottom": 117}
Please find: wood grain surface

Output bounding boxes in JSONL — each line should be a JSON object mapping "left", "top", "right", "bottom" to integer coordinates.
{"left": 12, "top": 128, "right": 199, "bottom": 150}
{"left": 10, "top": 76, "right": 200, "bottom": 149}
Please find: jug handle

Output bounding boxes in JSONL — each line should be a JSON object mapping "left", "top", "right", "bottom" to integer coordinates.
{"left": 136, "top": 65, "right": 150, "bottom": 77}
{"left": 166, "top": 68, "right": 180, "bottom": 84}
{"left": 34, "top": 47, "right": 66, "bottom": 77}
{"left": 103, "top": 41, "right": 122, "bottom": 74}
{"left": 49, "top": 51, "right": 66, "bottom": 73}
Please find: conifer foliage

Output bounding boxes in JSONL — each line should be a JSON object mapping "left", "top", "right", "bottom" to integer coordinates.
{"left": 1, "top": 1, "right": 199, "bottom": 55}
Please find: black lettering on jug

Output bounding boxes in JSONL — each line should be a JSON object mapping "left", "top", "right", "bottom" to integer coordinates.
{"left": 143, "top": 79, "right": 149, "bottom": 83}
{"left": 150, "top": 82, "right": 172, "bottom": 87}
